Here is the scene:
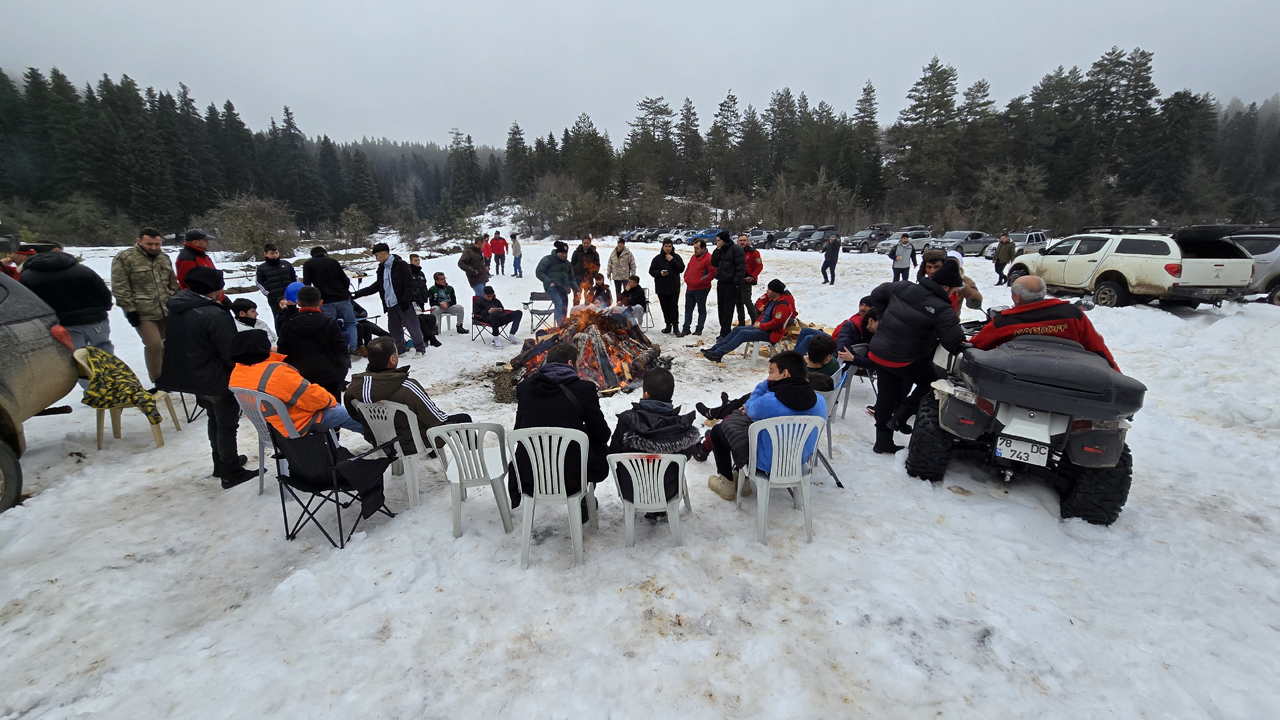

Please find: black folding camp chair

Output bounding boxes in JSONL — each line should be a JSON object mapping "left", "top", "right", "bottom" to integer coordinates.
{"left": 268, "top": 426, "right": 401, "bottom": 549}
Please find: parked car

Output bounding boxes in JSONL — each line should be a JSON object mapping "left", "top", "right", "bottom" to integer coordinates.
{"left": 0, "top": 272, "right": 80, "bottom": 512}
{"left": 747, "top": 228, "right": 780, "bottom": 249}
{"left": 843, "top": 224, "right": 894, "bottom": 253}
{"left": 876, "top": 227, "right": 934, "bottom": 254}
{"left": 983, "top": 230, "right": 1052, "bottom": 259}
{"left": 685, "top": 228, "right": 723, "bottom": 245}
{"left": 773, "top": 225, "right": 817, "bottom": 251}
{"left": 1005, "top": 225, "right": 1255, "bottom": 308}
{"left": 1219, "top": 228, "right": 1280, "bottom": 304}
{"left": 929, "top": 230, "right": 996, "bottom": 256}
{"left": 797, "top": 225, "right": 841, "bottom": 252}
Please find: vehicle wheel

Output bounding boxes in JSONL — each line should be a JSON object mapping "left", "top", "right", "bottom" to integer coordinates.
{"left": 1268, "top": 286, "right": 1280, "bottom": 305}
{"left": 1057, "top": 445, "right": 1132, "bottom": 526}
{"left": 861, "top": 242, "right": 871, "bottom": 253}
{"left": 1093, "top": 280, "right": 1130, "bottom": 308}
{"left": 905, "top": 395, "right": 955, "bottom": 482}
{"left": 0, "top": 442, "right": 21, "bottom": 513}
{"left": 1006, "top": 266, "right": 1028, "bottom": 283}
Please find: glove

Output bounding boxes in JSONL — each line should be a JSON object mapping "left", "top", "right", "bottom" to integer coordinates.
{"left": 125, "top": 311, "right": 141, "bottom": 327}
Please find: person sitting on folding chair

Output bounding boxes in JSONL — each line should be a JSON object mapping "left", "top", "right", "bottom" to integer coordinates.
{"left": 343, "top": 337, "right": 471, "bottom": 457}
{"left": 473, "top": 286, "right": 523, "bottom": 348}
{"left": 229, "top": 330, "right": 366, "bottom": 436}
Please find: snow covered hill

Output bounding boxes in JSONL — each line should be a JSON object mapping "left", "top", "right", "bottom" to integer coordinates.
{"left": 2, "top": 243, "right": 1278, "bottom": 718}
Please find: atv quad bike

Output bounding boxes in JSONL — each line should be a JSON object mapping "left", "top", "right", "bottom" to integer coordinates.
{"left": 906, "top": 334, "right": 1146, "bottom": 525}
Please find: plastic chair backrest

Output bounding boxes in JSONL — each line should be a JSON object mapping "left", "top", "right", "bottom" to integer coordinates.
{"left": 427, "top": 422, "right": 507, "bottom": 485}
{"left": 606, "top": 452, "right": 686, "bottom": 510}
{"left": 230, "top": 387, "right": 301, "bottom": 438}
{"left": 508, "top": 427, "right": 588, "bottom": 499}
{"left": 816, "top": 389, "right": 839, "bottom": 421}
{"left": 352, "top": 400, "right": 427, "bottom": 457}
{"left": 747, "top": 415, "right": 825, "bottom": 483}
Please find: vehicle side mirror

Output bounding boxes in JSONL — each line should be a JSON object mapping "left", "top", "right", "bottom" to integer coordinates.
{"left": 1037, "top": 246, "right": 1048, "bottom": 255}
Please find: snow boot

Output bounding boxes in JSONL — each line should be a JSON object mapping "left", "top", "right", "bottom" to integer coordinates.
{"left": 219, "top": 464, "right": 258, "bottom": 489}
{"left": 872, "top": 430, "right": 904, "bottom": 455}
{"left": 708, "top": 473, "right": 737, "bottom": 501}
{"left": 212, "top": 454, "right": 248, "bottom": 477}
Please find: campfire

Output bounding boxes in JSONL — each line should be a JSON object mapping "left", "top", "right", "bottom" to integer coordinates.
{"left": 509, "top": 306, "right": 662, "bottom": 393}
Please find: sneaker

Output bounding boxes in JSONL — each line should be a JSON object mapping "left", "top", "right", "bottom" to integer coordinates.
{"left": 491, "top": 336, "right": 503, "bottom": 348}
{"left": 456, "top": 325, "right": 466, "bottom": 334}
{"left": 429, "top": 337, "right": 443, "bottom": 348}
{"left": 507, "top": 336, "right": 522, "bottom": 346}
{"left": 414, "top": 350, "right": 426, "bottom": 358}
{"left": 219, "top": 466, "right": 258, "bottom": 489}
{"left": 708, "top": 474, "right": 737, "bottom": 501}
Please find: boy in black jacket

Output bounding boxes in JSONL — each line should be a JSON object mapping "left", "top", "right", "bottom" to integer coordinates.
{"left": 608, "top": 368, "right": 700, "bottom": 516}
{"left": 277, "top": 286, "right": 351, "bottom": 400}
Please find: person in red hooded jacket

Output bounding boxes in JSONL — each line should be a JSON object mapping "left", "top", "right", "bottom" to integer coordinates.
{"left": 970, "top": 275, "right": 1118, "bottom": 370}
{"left": 489, "top": 231, "right": 509, "bottom": 275}
{"left": 678, "top": 238, "right": 714, "bottom": 336}
{"left": 735, "top": 233, "right": 764, "bottom": 325}
{"left": 701, "top": 279, "right": 795, "bottom": 363}
{"left": 175, "top": 229, "right": 217, "bottom": 290}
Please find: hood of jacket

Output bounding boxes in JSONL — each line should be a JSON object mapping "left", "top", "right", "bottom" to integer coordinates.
{"left": 625, "top": 399, "right": 696, "bottom": 437}
{"left": 22, "top": 250, "right": 78, "bottom": 273}
{"left": 283, "top": 308, "right": 333, "bottom": 337}
{"left": 527, "top": 363, "right": 580, "bottom": 395}
{"left": 167, "top": 288, "right": 222, "bottom": 315}
{"left": 768, "top": 377, "right": 818, "bottom": 412}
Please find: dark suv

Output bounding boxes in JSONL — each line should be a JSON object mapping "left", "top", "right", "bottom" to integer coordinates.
{"left": 798, "top": 225, "right": 841, "bottom": 252}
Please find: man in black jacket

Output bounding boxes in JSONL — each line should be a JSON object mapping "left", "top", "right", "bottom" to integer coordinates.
{"left": 509, "top": 343, "right": 611, "bottom": 515}
{"left": 821, "top": 234, "right": 841, "bottom": 285}
{"left": 608, "top": 368, "right": 700, "bottom": 510}
{"left": 710, "top": 230, "right": 746, "bottom": 339}
{"left": 473, "top": 286, "right": 523, "bottom": 347}
{"left": 302, "top": 246, "right": 357, "bottom": 352}
{"left": 254, "top": 243, "right": 297, "bottom": 324}
{"left": 570, "top": 236, "right": 601, "bottom": 305}
{"left": 19, "top": 250, "right": 115, "bottom": 353}
{"left": 277, "top": 286, "right": 351, "bottom": 400}
{"left": 867, "top": 259, "right": 967, "bottom": 454}
{"left": 157, "top": 266, "right": 257, "bottom": 487}
{"left": 353, "top": 243, "right": 425, "bottom": 357}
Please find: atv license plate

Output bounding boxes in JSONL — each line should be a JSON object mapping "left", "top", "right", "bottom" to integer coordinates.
{"left": 995, "top": 436, "right": 1049, "bottom": 466}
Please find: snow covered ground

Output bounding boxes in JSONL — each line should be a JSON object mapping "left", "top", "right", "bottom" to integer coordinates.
{"left": 3, "top": 240, "right": 1279, "bottom": 718}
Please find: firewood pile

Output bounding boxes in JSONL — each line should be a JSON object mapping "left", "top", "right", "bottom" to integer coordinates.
{"left": 508, "top": 307, "right": 661, "bottom": 392}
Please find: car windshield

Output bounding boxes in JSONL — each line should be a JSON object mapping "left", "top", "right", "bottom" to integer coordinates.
{"left": 851, "top": 230, "right": 872, "bottom": 238}
{"left": 783, "top": 231, "right": 803, "bottom": 239}
{"left": 942, "top": 231, "right": 970, "bottom": 240}
{"left": 1009, "top": 233, "right": 1029, "bottom": 243}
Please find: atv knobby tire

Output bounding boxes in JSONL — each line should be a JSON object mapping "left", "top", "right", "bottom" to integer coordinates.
{"left": 905, "top": 394, "right": 954, "bottom": 482}
{"left": 1058, "top": 445, "right": 1133, "bottom": 525}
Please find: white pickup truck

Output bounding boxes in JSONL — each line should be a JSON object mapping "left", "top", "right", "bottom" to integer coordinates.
{"left": 1006, "top": 227, "right": 1254, "bottom": 308}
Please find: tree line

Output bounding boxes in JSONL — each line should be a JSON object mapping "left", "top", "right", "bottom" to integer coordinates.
{"left": 1, "top": 47, "right": 1278, "bottom": 249}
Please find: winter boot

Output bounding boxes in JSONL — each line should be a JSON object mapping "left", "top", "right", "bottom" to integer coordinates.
{"left": 219, "top": 464, "right": 258, "bottom": 489}
{"left": 456, "top": 324, "right": 466, "bottom": 334}
{"left": 708, "top": 473, "right": 737, "bottom": 501}
{"left": 212, "top": 453, "right": 248, "bottom": 477}
{"left": 872, "top": 430, "right": 904, "bottom": 455}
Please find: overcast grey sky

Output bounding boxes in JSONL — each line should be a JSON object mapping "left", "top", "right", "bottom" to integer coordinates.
{"left": 4, "top": 0, "right": 1277, "bottom": 148}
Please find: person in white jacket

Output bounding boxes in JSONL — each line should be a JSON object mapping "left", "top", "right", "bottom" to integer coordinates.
{"left": 607, "top": 238, "right": 637, "bottom": 297}
{"left": 231, "top": 297, "right": 277, "bottom": 346}
{"left": 510, "top": 233, "right": 524, "bottom": 278}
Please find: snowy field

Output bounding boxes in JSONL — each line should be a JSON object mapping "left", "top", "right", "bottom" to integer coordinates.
{"left": 3, "top": 238, "right": 1279, "bottom": 718}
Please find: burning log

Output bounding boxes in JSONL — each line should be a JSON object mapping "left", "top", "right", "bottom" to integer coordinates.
{"left": 507, "top": 305, "right": 662, "bottom": 392}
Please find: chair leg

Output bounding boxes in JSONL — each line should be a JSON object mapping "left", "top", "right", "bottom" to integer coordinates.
{"left": 257, "top": 436, "right": 266, "bottom": 496}
{"left": 667, "top": 499, "right": 682, "bottom": 546}
{"left": 681, "top": 475, "right": 691, "bottom": 513}
{"left": 110, "top": 407, "right": 122, "bottom": 439}
{"left": 150, "top": 421, "right": 164, "bottom": 448}
{"left": 587, "top": 483, "right": 599, "bottom": 530}
{"left": 96, "top": 409, "right": 106, "bottom": 450}
{"left": 757, "top": 479, "right": 770, "bottom": 544}
{"left": 623, "top": 500, "right": 635, "bottom": 548}
{"left": 451, "top": 483, "right": 464, "bottom": 538}
{"left": 567, "top": 499, "right": 584, "bottom": 567}
{"left": 520, "top": 498, "right": 535, "bottom": 569}
{"left": 406, "top": 456, "right": 421, "bottom": 508}
{"left": 490, "top": 478, "right": 514, "bottom": 533}
{"left": 801, "top": 479, "right": 813, "bottom": 543}
{"left": 735, "top": 468, "right": 743, "bottom": 509}
{"left": 162, "top": 393, "right": 182, "bottom": 431}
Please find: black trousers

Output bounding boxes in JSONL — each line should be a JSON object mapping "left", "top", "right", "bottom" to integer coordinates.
{"left": 710, "top": 423, "right": 736, "bottom": 479}
{"left": 994, "top": 261, "right": 1008, "bottom": 285}
{"left": 735, "top": 282, "right": 758, "bottom": 325}
{"left": 716, "top": 282, "right": 738, "bottom": 338}
{"left": 873, "top": 359, "right": 938, "bottom": 431}
{"left": 196, "top": 394, "right": 242, "bottom": 468}
{"left": 892, "top": 267, "right": 911, "bottom": 282}
{"left": 657, "top": 293, "right": 679, "bottom": 328}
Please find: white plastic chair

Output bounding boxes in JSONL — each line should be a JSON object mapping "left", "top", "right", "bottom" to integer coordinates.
{"left": 607, "top": 453, "right": 687, "bottom": 547}
{"left": 426, "top": 422, "right": 515, "bottom": 538}
{"left": 741, "top": 317, "right": 796, "bottom": 369}
{"left": 230, "top": 386, "right": 302, "bottom": 495}
{"left": 508, "top": 427, "right": 595, "bottom": 568}
{"left": 735, "top": 415, "right": 826, "bottom": 544}
{"left": 814, "top": 385, "right": 845, "bottom": 488}
{"left": 351, "top": 400, "right": 426, "bottom": 508}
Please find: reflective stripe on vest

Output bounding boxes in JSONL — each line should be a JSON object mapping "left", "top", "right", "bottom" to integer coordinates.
{"left": 255, "top": 362, "right": 317, "bottom": 432}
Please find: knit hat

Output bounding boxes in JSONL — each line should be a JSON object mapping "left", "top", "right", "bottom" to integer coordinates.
{"left": 554, "top": 241, "right": 568, "bottom": 254}
{"left": 767, "top": 279, "right": 786, "bottom": 294}
{"left": 716, "top": 230, "right": 732, "bottom": 243}
{"left": 284, "top": 281, "right": 304, "bottom": 304}
{"left": 947, "top": 250, "right": 965, "bottom": 266}
{"left": 229, "top": 329, "right": 272, "bottom": 365}
{"left": 185, "top": 266, "right": 224, "bottom": 295}
{"left": 931, "top": 259, "right": 964, "bottom": 289}
{"left": 14, "top": 246, "right": 36, "bottom": 256}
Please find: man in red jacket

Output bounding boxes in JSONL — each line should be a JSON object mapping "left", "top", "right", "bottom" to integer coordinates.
{"left": 701, "top": 279, "right": 795, "bottom": 363}
{"left": 489, "top": 231, "right": 509, "bottom": 275}
{"left": 679, "top": 238, "right": 714, "bottom": 336}
{"left": 970, "top": 275, "right": 1119, "bottom": 370}
{"left": 736, "top": 232, "right": 763, "bottom": 325}
{"left": 175, "top": 229, "right": 217, "bottom": 289}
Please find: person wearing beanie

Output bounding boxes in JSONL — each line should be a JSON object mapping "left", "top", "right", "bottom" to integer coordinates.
{"left": 301, "top": 245, "right": 357, "bottom": 352}
{"left": 710, "top": 231, "right": 747, "bottom": 339}
{"left": 701, "top": 278, "right": 796, "bottom": 363}
{"left": 19, "top": 249, "right": 116, "bottom": 354}
{"left": 111, "top": 227, "right": 179, "bottom": 383}
{"left": 535, "top": 241, "right": 575, "bottom": 326}
{"left": 157, "top": 265, "right": 257, "bottom": 487}
{"left": 254, "top": 242, "right": 297, "bottom": 323}
{"left": 865, "top": 259, "right": 966, "bottom": 454}
{"left": 175, "top": 229, "right": 217, "bottom": 290}
{"left": 276, "top": 281, "right": 304, "bottom": 330}
{"left": 1, "top": 245, "right": 36, "bottom": 279}
{"left": 229, "top": 330, "right": 364, "bottom": 438}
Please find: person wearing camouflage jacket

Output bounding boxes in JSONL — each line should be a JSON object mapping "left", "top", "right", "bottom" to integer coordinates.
{"left": 111, "top": 228, "right": 179, "bottom": 383}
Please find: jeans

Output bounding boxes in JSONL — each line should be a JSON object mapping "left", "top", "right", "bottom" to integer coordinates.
{"left": 614, "top": 279, "right": 628, "bottom": 298}
{"left": 793, "top": 328, "right": 831, "bottom": 358}
{"left": 494, "top": 254, "right": 505, "bottom": 274}
{"left": 431, "top": 304, "right": 466, "bottom": 330}
{"left": 388, "top": 304, "right": 424, "bottom": 354}
{"left": 68, "top": 321, "right": 115, "bottom": 354}
{"left": 544, "top": 282, "right": 569, "bottom": 325}
{"left": 512, "top": 255, "right": 522, "bottom": 277}
{"left": 315, "top": 405, "right": 366, "bottom": 433}
{"left": 716, "top": 283, "right": 738, "bottom": 338}
{"left": 472, "top": 282, "right": 486, "bottom": 297}
{"left": 821, "top": 259, "right": 837, "bottom": 283}
{"left": 196, "top": 394, "right": 242, "bottom": 470}
{"left": 135, "top": 317, "right": 166, "bottom": 383}
{"left": 682, "top": 288, "right": 708, "bottom": 332}
{"left": 321, "top": 300, "right": 357, "bottom": 350}
{"left": 892, "top": 267, "right": 911, "bottom": 282}
{"left": 709, "top": 326, "right": 769, "bottom": 357}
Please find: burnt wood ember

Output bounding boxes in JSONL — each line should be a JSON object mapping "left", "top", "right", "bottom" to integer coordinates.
{"left": 507, "top": 306, "right": 661, "bottom": 391}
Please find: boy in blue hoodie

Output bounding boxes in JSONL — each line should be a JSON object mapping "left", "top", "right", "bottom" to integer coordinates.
{"left": 706, "top": 350, "right": 827, "bottom": 500}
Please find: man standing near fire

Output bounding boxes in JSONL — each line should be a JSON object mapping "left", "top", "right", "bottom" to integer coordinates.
{"left": 571, "top": 235, "right": 600, "bottom": 306}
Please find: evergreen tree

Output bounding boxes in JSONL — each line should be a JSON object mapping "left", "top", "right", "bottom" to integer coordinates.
{"left": 317, "top": 135, "right": 347, "bottom": 222}
{"left": 0, "top": 69, "right": 26, "bottom": 199}
{"left": 505, "top": 121, "right": 533, "bottom": 197}
{"left": 705, "top": 90, "right": 742, "bottom": 191}
{"left": 738, "top": 105, "right": 770, "bottom": 191}
{"left": 348, "top": 149, "right": 382, "bottom": 226}
{"left": 447, "top": 129, "right": 482, "bottom": 208}
{"left": 887, "top": 57, "right": 961, "bottom": 205}
{"left": 217, "top": 100, "right": 257, "bottom": 196}
{"left": 954, "top": 80, "right": 999, "bottom": 197}
{"left": 269, "top": 107, "right": 325, "bottom": 225}
{"left": 563, "top": 114, "right": 613, "bottom": 194}
{"left": 675, "top": 97, "right": 705, "bottom": 194}
{"left": 765, "top": 88, "right": 799, "bottom": 177}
